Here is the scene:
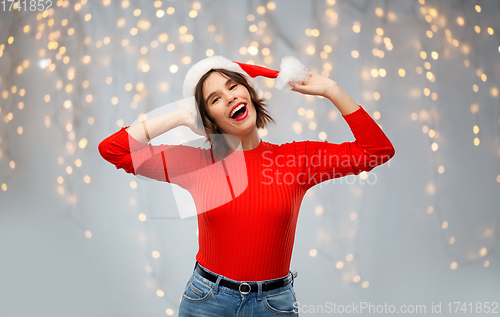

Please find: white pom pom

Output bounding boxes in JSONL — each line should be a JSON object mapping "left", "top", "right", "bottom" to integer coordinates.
{"left": 275, "top": 56, "right": 310, "bottom": 92}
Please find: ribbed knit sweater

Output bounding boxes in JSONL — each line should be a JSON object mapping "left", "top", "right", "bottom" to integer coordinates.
{"left": 98, "top": 105, "right": 395, "bottom": 281}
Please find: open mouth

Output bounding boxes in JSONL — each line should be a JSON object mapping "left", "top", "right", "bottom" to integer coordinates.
{"left": 230, "top": 103, "right": 248, "bottom": 120}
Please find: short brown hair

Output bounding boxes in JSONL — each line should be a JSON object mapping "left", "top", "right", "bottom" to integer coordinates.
{"left": 194, "top": 68, "right": 275, "bottom": 160}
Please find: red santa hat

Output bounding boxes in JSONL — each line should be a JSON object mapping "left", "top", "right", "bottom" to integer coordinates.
{"left": 182, "top": 55, "right": 310, "bottom": 99}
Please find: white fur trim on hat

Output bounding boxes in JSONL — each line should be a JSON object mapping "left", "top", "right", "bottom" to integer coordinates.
{"left": 182, "top": 55, "right": 310, "bottom": 99}
{"left": 182, "top": 55, "right": 259, "bottom": 99}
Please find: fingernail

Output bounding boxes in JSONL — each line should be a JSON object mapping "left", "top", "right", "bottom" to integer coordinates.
{"left": 289, "top": 81, "right": 295, "bottom": 86}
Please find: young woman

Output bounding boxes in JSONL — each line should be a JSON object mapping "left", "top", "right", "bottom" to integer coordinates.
{"left": 98, "top": 56, "right": 395, "bottom": 316}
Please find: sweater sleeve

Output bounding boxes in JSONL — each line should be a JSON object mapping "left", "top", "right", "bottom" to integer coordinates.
{"left": 287, "top": 105, "right": 395, "bottom": 191}
{"left": 98, "top": 126, "right": 209, "bottom": 190}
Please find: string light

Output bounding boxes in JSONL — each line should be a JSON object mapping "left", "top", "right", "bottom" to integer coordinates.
{"left": 0, "top": 2, "right": 496, "bottom": 314}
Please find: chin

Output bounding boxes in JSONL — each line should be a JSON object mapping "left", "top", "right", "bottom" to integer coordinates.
{"left": 239, "top": 115, "right": 257, "bottom": 133}
{"left": 227, "top": 124, "right": 255, "bottom": 137}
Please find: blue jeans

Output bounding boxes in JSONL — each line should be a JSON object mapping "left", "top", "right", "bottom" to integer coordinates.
{"left": 179, "top": 262, "right": 299, "bottom": 316}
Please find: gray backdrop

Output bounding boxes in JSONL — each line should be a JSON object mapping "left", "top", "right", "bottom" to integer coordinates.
{"left": 1, "top": 0, "right": 499, "bottom": 316}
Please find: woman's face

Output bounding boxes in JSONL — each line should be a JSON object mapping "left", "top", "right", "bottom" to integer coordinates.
{"left": 202, "top": 71, "right": 257, "bottom": 136}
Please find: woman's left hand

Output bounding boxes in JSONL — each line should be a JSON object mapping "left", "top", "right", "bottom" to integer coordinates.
{"left": 289, "top": 68, "right": 340, "bottom": 99}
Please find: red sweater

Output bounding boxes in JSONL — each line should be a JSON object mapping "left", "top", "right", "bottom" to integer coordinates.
{"left": 98, "top": 105, "right": 395, "bottom": 281}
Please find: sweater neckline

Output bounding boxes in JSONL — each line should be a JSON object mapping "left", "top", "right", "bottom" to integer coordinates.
{"left": 226, "top": 138, "right": 266, "bottom": 160}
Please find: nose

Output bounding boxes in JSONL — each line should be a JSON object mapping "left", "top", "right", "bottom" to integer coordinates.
{"left": 226, "top": 94, "right": 237, "bottom": 106}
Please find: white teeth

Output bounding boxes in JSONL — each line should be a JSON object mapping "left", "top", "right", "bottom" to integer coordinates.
{"left": 230, "top": 104, "right": 245, "bottom": 118}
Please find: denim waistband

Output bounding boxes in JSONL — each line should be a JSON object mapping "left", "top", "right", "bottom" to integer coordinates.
{"left": 192, "top": 261, "right": 296, "bottom": 297}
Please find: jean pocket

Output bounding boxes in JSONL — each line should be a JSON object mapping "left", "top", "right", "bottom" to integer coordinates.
{"left": 182, "top": 277, "right": 213, "bottom": 303}
{"left": 290, "top": 286, "right": 297, "bottom": 302}
{"left": 264, "top": 287, "right": 298, "bottom": 315}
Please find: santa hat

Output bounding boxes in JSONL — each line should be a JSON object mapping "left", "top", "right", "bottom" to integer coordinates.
{"left": 182, "top": 55, "right": 310, "bottom": 99}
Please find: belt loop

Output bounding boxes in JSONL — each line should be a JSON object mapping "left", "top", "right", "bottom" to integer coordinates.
{"left": 257, "top": 282, "right": 263, "bottom": 301}
{"left": 213, "top": 275, "right": 222, "bottom": 294}
{"left": 290, "top": 270, "right": 295, "bottom": 287}
{"left": 193, "top": 261, "right": 197, "bottom": 272}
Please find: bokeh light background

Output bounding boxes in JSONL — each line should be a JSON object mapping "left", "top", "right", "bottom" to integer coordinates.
{"left": 1, "top": 0, "right": 499, "bottom": 316}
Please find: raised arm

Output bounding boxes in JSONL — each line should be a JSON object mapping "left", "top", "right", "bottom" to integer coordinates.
{"left": 98, "top": 108, "right": 208, "bottom": 189}
{"left": 124, "top": 107, "right": 204, "bottom": 143}
{"left": 287, "top": 69, "right": 395, "bottom": 190}
{"left": 284, "top": 105, "right": 395, "bottom": 190}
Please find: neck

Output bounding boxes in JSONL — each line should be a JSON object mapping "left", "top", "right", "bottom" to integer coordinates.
{"left": 224, "top": 126, "right": 261, "bottom": 151}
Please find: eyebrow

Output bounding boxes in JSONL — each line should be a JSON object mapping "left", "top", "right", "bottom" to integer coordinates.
{"left": 206, "top": 78, "right": 233, "bottom": 104}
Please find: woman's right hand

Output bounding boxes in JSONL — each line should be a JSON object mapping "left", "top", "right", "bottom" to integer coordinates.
{"left": 181, "top": 108, "right": 206, "bottom": 137}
